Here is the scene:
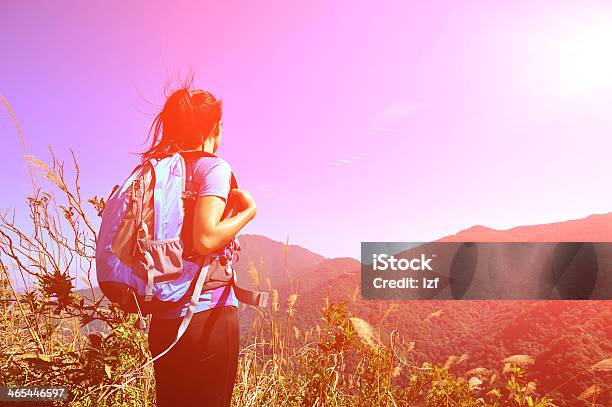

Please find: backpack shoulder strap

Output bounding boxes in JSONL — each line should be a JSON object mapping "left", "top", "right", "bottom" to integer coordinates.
{"left": 175, "top": 153, "right": 189, "bottom": 197}
{"left": 230, "top": 171, "right": 238, "bottom": 189}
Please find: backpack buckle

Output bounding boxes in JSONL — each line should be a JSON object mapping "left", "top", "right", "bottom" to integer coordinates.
{"left": 143, "top": 293, "right": 154, "bottom": 302}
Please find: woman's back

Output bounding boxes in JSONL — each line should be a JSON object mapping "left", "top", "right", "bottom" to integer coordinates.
{"left": 140, "top": 85, "right": 257, "bottom": 407}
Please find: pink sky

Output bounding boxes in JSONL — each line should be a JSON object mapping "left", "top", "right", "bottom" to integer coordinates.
{"left": 1, "top": 1, "right": 612, "bottom": 259}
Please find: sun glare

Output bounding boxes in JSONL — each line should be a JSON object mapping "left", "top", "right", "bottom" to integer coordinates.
{"left": 532, "top": 17, "right": 612, "bottom": 98}
{"left": 553, "top": 24, "right": 612, "bottom": 93}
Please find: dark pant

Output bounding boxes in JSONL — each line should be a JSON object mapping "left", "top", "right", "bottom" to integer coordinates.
{"left": 148, "top": 306, "right": 239, "bottom": 407}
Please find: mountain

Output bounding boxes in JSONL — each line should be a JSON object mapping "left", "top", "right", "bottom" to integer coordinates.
{"left": 440, "top": 212, "right": 612, "bottom": 242}
{"left": 352, "top": 212, "right": 612, "bottom": 300}
{"left": 233, "top": 234, "right": 326, "bottom": 282}
{"left": 232, "top": 234, "right": 360, "bottom": 296}
{"left": 231, "top": 235, "right": 361, "bottom": 333}
{"left": 289, "top": 212, "right": 612, "bottom": 405}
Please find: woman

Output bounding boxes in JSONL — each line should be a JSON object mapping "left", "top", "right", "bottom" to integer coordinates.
{"left": 143, "top": 85, "right": 256, "bottom": 406}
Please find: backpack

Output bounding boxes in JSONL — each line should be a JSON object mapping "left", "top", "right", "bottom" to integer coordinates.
{"left": 95, "top": 151, "right": 267, "bottom": 364}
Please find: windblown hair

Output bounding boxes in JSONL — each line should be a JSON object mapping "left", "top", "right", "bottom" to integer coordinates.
{"left": 142, "top": 85, "right": 223, "bottom": 160}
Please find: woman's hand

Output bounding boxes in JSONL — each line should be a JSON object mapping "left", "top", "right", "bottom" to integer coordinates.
{"left": 228, "top": 188, "right": 257, "bottom": 219}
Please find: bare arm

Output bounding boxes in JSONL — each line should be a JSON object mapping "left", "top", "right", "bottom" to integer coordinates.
{"left": 192, "top": 189, "right": 256, "bottom": 256}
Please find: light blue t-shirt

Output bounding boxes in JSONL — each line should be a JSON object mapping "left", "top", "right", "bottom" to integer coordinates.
{"left": 155, "top": 153, "right": 239, "bottom": 319}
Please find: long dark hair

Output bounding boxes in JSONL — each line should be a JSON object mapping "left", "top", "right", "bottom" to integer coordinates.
{"left": 143, "top": 83, "right": 223, "bottom": 160}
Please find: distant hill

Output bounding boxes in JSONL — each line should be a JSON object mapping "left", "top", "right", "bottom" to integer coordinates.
{"left": 361, "top": 213, "right": 612, "bottom": 300}
{"left": 233, "top": 234, "right": 326, "bottom": 281}
{"left": 290, "top": 212, "right": 612, "bottom": 405}
{"left": 440, "top": 212, "right": 612, "bottom": 242}
{"left": 231, "top": 235, "right": 361, "bottom": 298}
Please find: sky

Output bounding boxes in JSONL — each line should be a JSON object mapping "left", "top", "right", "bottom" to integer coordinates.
{"left": 1, "top": 1, "right": 612, "bottom": 260}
